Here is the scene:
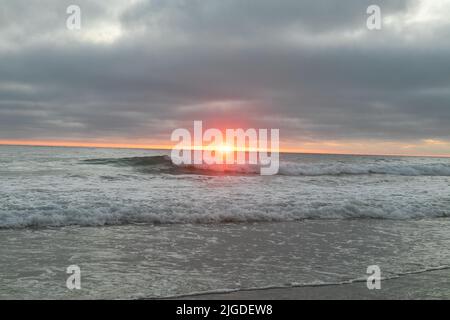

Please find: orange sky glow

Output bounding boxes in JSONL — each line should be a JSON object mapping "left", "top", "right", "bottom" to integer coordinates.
{"left": 0, "top": 138, "right": 449, "bottom": 157}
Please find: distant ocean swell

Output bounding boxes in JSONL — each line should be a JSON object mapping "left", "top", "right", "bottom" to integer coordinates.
{"left": 83, "top": 155, "right": 450, "bottom": 177}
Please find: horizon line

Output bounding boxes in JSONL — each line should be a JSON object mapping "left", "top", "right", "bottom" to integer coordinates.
{"left": 0, "top": 140, "right": 449, "bottom": 158}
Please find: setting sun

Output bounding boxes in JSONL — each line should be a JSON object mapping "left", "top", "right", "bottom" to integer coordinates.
{"left": 217, "top": 144, "right": 233, "bottom": 153}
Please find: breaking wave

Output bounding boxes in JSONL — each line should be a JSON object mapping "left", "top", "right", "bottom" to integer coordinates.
{"left": 83, "top": 155, "right": 450, "bottom": 177}
{"left": 2, "top": 198, "right": 450, "bottom": 229}
{"left": 279, "top": 161, "right": 450, "bottom": 176}
{"left": 1, "top": 154, "right": 448, "bottom": 229}
{"left": 83, "top": 155, "right": 261, "bottom": 175}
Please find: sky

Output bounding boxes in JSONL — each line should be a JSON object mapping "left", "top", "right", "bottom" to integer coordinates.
{"left": 0, "top": 0, "right": 450, "bottom": 155}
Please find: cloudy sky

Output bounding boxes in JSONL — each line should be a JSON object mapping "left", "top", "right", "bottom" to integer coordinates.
{"left": 1, "top": 0, "right": 450, "bottom": 155}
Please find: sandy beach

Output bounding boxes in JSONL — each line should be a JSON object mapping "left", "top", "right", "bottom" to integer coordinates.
{"left": 176, "top": 268, "right": 450, "bottom": 300}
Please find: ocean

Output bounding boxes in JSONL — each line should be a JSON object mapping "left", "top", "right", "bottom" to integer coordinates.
{"left": 1, "top": 145, "right": 450, "bottom": 299}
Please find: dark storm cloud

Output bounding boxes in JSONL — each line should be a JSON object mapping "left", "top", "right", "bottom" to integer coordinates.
{"left": 0, "top": 0, "right": 449, "bottom": 145}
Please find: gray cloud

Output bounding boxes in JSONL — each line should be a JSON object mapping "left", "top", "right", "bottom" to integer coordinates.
{"left": 0, "top": 0, "right": 450, "bottom": 148}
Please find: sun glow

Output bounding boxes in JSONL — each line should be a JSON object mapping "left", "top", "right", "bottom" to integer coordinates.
{"left": 216, "top": 144, "right": 234, "bottom": 153}
{"left": 186, "top": 143, "right": 236, "bottom": 153}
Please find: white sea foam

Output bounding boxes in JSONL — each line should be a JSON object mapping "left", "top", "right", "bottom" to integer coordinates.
{"left": 278, "top": 161, "right": 450, "bottom": 176}
{"left": 181, "top": 161, "right": 450, "bottom": 176}
{"left": 1, "top": 147, "right": 450, "bottom": 228}
{"left": 1, "top": 195, "right": 450, "bottom": 229}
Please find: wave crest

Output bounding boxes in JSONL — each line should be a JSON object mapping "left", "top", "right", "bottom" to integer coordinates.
{"left": 83, "top": 155, "right": 450, "bottom": 177}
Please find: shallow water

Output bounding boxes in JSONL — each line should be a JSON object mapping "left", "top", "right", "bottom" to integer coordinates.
{"left": 2, "top": 220, "right": 450, "bottom": 299}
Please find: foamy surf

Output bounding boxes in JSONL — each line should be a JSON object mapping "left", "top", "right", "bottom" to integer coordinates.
{"left": 82, "top": 155, "right": 450, "bottom": 176}
{"left": 279, "top": 161, "right": 450, "bottom": 176}
{"left": 1, "top": 146, "right": 450, "bottom": 229}
{"left": 1, "top": 196, "right": 450, "bottom": 229}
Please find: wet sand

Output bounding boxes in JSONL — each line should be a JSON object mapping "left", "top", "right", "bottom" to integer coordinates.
{"left": 177, "top": 268, "right": 450, "bottom": 300}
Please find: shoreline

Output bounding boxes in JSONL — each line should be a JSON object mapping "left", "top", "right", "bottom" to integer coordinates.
{"left": 165, "top": 268, "right": 450, "bottom": 300}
